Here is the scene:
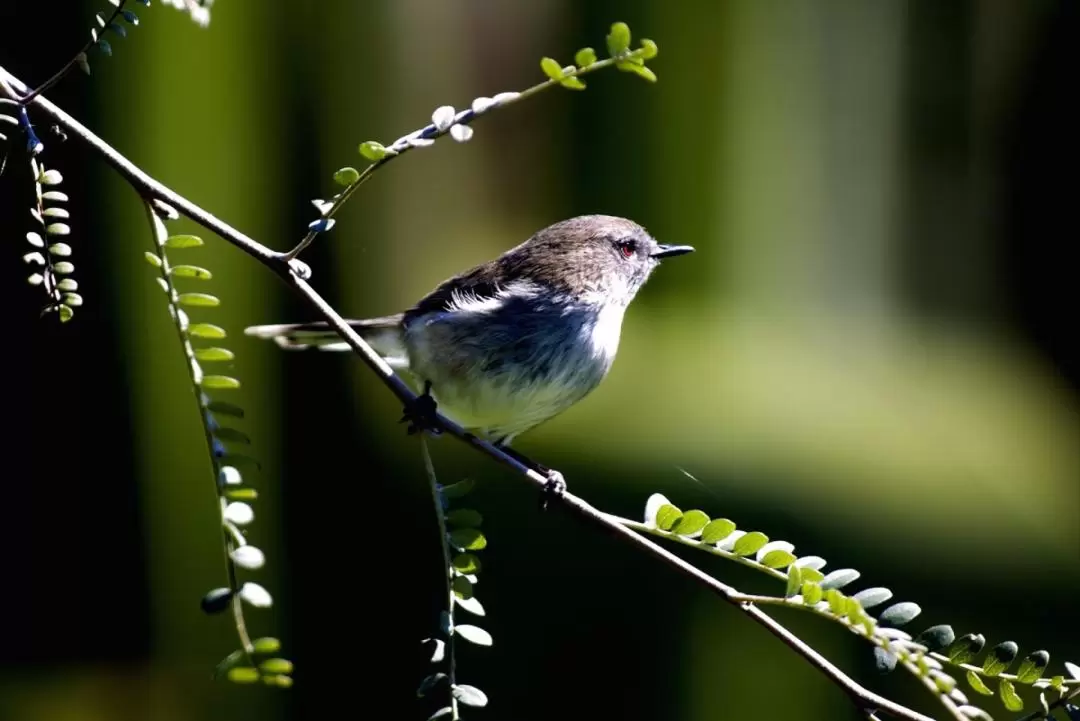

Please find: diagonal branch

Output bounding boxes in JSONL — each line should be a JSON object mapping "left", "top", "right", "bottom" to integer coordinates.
{"left": 1, "top": 64, "right": 936, "bottom": 721}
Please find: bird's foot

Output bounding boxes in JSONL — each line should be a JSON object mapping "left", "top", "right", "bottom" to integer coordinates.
{"left": 539, "top": 468, "right": 567, "bottom": 510}
{"left": 401, "top": 382, "right": 442, "bottom": 436}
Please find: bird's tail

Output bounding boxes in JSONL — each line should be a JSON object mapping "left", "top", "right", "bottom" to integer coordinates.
{"left": 245, "top": 314, "right": 408, "bottom": 366}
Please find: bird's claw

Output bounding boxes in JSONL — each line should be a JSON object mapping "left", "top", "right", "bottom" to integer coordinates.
{"left": 401, "top": 382, "right": 442, "bottom": 436}
{"left": 539, "top": 469, "right": 566, "bottom": 510}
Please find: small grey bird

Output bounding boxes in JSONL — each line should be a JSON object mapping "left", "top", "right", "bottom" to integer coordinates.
{"left": 246, "top": 214, "right": 693, "bottom": 453}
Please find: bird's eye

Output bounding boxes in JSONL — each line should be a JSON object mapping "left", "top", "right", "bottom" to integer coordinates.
{"left": 616, "top": 240, "right": 636, "bottom": 259}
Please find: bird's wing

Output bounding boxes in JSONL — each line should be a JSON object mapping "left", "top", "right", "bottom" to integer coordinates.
{"left": 244, "top": 314, "right": 408, "bottom": 366}
{"left": 403, "top": 262, "right": 504, "bottom": 325}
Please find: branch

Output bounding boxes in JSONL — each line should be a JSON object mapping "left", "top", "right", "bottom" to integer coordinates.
{"left": 1, "top": 64, "right": 934, "bottom": 721}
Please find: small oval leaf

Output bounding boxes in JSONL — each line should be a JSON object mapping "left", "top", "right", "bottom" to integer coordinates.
{"left": 732, "top": 531, "right": 769, "bottom": 557}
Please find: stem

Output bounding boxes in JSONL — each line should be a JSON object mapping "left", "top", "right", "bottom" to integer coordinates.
{"left": 283, "top": 46, "right": 654, "bottom": 260}
{"left": 143, "top": 201, "right": 255, "bottom": 662}
{"left": 420, "top": 437, "right": 459, "bottom": 720}
{"left": 613, "top": 516, "right": 788, "bottom": 581}
{"left": 18, "top": 0, "right": 131, "bottom": 104}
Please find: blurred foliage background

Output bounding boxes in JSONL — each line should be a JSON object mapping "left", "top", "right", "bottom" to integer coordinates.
{"left": 2, "top": 1, "right": 1077, "bottom": 720}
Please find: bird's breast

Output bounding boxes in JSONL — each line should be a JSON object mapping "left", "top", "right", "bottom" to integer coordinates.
{"left": 403, "top": 296, "right": 625, "bottom": 440}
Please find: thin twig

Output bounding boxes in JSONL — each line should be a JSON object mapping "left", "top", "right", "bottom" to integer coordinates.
{"left": 420, "top": 437, "right": 460, "bottom": 720}
{"left": 283, "top": 46, "right": 656, "bottom": 260}
{"left": 17, "top": 0, "right": 132, "bottom": 104}
{"left": 2, "top": 64, "right": 935, "bottom": 721}
{"left": 143, "top": 201, "right": 255, "bottom": 663}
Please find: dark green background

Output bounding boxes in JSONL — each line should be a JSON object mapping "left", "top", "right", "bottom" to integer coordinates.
{"left": 2, "top": 1, "right": 1077, "bottom": 720}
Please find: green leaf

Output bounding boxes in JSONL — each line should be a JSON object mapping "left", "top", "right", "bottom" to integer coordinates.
{"left": 178, "top": 292, "right": 220, "bottom": 307}
{"left": 53, "top": 261, "right": 75, "bottom": 274}
{"left": 195, "top": 347, "right": 235, "bottom": 362}
{"left": 225, "top": 488, "right": 258, "bottom": 501}
{"left": 655, "top": 504, "right": 682, "bottom": 531}
{"left": 879, "top": 602, "right": 921, "bottom": 627}
{"left": 188, "top": 323, "right": 227, "bottom": 339}
{"left": 640, "top": 38, "right": 659, "bottom": 60}
{"left": 999, "top": 679, "right": 1023, "bottom": 711}
{"left": 559, "top": 76, "right": 586, "bottom": 90}
{"left": 785, "top": 566, "right": 803, "bottom": 598}
{"left": 948, "top": 634, "right": 987, "bottom": 665}
{"left": 417, "top": 673, "right": 447, "bottom": 697}
{"left": 760, "top": 550, "right": 796, "bottom": 569}
{"left": 144, "top": 251, "right": 162, "bottom": 267}
{"left": 671, "top": 509, "right": 709, "bottom": 536}
{"left": 799, "top": 567, "right": 825, "bottom": 584}
{"left": 45, "top": 223, "right": 71, "bottom": 236}
{"left": 966, "top": 670, "right": 993, "bottom": 696}
{"left": 165, "top": 234, "right": 204, "bottom": 248}
{"left": 1015, "top": 651, "right": 1049, "bottom": 684}
{"left": 201, "top": 375, "right": 241, "bottom": 390}
{"left": 333, "top": 167, "right": 360, "bottom": 186}
{"left": 606, "top": 21, "right": 631, "bottom": 56}
{"left": 452, "top": 685, "right": 488, "bottom": 708}
{"left": 455, "top": 624, "right": 492, "bottom": 646}
{"left": 801, "top": 582, "right": 823, "bottom": 605}
{"left": 449, "top": 528, "right": 487, "bottom": 551}
{"left": 48, "top": 243, "right": 72, "bottom": 257}
{"left": 914, "top": 625, "right": 955, "bottom": 652}
{"left": 440, "top": 479, "right": 474, "bottom": 499}
{"left": 700, "top": 518, "right": 736, "bottom": 544}
{"left": 170, "top": 264, "right": 212, "bottom": 280}
{"left": 627, "top": 64, "right": 658, "bottom": 82}
{"left": 214, "top": 427, "right": 250, "bottom": 444}
{"left": 259, "top": 658, "right": 293, "bottom": 675}
{"left": 732, "top": 531, "right": 769, "bottom": 557}
{"left": 820, "top": 569, "right": 860, "bottom": 590}
{"left": 983, "top": 641, "right": 1018, "bottom": 677}
{"left": 252, "top": 637, "right": 281, "bottom": 654}
{"left": 452, "top": 553, "right": 481, "bottom": 574}
{"left": 540, "top": 57, "right": 564, "bottom": 80}
{"left": 824, "top": 589, "right": 849, "bottom": 617}
{"left": 575, "top": 47, "right": 597, "bottom": 67}
{"left": 446, "top": 508, "right": 482, "bottom": 527}
{"left": 226, "top": 667, "right": 259, "bottom": 684}
{"left": 58, "top": 304, "right": 75, "bottom": 322}
{"left": 451, "top": 575, "right": 473, "bottom": 599}
{"left": 358, "top": 141, "right": 387, "bottom": 161}
{"left": 207, "top": 400, "right": 244, "bottom": 417}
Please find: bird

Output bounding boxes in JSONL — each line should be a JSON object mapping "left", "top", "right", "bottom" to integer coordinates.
{"left": 245, "top": 214, "right": 693, "bottom": 476}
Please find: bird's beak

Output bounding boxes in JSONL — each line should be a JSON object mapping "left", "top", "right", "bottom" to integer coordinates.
{"left": 650, "top": 244, "right": 695, "bottom": 259}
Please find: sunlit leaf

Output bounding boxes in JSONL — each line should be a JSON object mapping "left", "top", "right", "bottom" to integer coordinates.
{"left": 966, "top": 670, "right": 993, "bottom": 696}
{"left": 606, "top": 21, "right": 631, "bottom": 55}
{"left": 452, "top": 685, "right": 488, "bottom": 708}
{"left": 999, "top": 679, "right": 1023, "bottom": 712}
{"left": 671, "top": 509, "right": 709, "bottom": 536}
{"left": 455, "top": 625, "right": 492, "bottom": 646}
{"left": 700, "top": 518, "right": 736, "bottom": 544}
{"left": 732, "top": 531, "right": 768, "bottom": 557}
{"left": 575, "top": 47, "right": 597, "bottom": 67}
